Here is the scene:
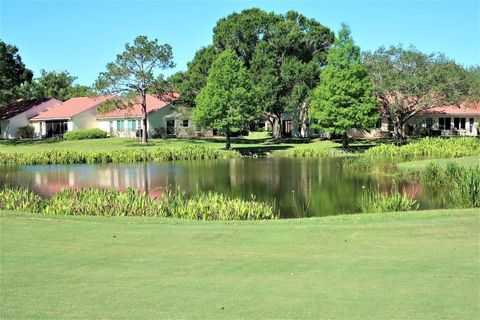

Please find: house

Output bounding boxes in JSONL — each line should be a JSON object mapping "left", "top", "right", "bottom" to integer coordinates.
{"left": 0, "top": 98, "right": 60, "bottom": 139}
{"left": 96, "top": 94, "right": 197, "bottom": 138}
{"left": 412, "top": 102, "right": 480, "bottom": 136}
{"left": 272, "top": 101, "right": 480, "bottom": 139}
{"left": 29, "top": 96, "right": 113, "bottom": 138}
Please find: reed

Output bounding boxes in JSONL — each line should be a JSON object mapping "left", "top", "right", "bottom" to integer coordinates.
{"left": 357, "top": 184, "right": 419, "bottom": 213}
{"left": 0, "top": 146, "right": 241, "bottom": 165}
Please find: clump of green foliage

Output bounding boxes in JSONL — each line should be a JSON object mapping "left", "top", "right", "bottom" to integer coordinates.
{"left": 273, "top": 148, "right": 345, "bottom": 158}
{"left": 423, "top": 163, "right": 480, "bottom": 208}
{"left": 0, "top": 146, "right": 241, "bottom": 165}
{"left": 0, "top": 186, "right": 46, "bottom": 212}
{"left": 63, "top": 128, "right": 108, "bottom": 140}
{"left": 16, "top": 125, "right": 35, "bottom": 139}
{"left": 365, "top": 137, "right": 480, "bottom": 161}
{"left": 358, "top": 185, "right": 419, "bottom": 213}
{"left": 0, "top": 186, "right": 276, "bottom": 220}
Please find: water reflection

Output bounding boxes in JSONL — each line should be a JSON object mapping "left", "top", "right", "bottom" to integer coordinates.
{"left": 0, "top": 158, "right": 429, "bottom": 218}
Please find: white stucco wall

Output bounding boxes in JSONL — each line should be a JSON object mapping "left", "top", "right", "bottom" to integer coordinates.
{"left": 1, "top": 99, "right": 60, "bottom": 139}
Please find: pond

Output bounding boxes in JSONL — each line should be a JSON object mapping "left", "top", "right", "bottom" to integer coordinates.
{"left": 0, "top": 158, "right": 437, "bottom": 218}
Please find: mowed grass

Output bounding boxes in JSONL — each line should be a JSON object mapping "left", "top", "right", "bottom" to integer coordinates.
{"left": 397, "top": 155, "right": 480, "bottom": 171}
{"left": 0, "top": 134, "right": 343, "bottom": 155}
{"left": 1, "top": 209, "right": 479, "bottom": 319}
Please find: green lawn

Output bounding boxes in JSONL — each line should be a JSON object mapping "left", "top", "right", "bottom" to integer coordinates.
{"left": 0, "top": 134, "right": 346, "bottom": 155}
{"left": 397, "top": 155, "right": 480, "bottom": 171}
{"left": 1, "top": 209, "right": 478, "bottom": 319}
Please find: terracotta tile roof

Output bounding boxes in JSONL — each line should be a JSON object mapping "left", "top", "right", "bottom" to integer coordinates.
{"left": 30, "top": 96, "right": 113, "bottom": 120}
{"left": 421, "top": 101, "right": 480, "bottom": 116}
{"left": 97, "top": 93, "right": 178, "bottom": 118}
{"left": 0, "top": 98, "right": 60, "bottom": 120}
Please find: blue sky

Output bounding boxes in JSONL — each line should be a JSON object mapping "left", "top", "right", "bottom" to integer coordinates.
{"left": 1, "top": 0, "right": 479, "bottom": 86}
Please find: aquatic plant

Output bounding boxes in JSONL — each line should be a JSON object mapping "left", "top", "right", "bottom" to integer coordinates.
{"left": 357, "top": 185, "right": 419, "bottom": 213}
{"left": 423, "top": 163, "right": 480, "bottom": 208}
{"left": 364, "top": 137, "right": 480, "bottom": 161}
{"left": 0, "top": 186, "right": 276, "bottom": 220}
{"left": 0, "top": 186, "right": 46, "bottom": 213}
{"left": 0, "top": 146, "right": 241, "bottom": 165}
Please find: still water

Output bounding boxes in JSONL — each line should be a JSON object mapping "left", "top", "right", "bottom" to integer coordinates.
{"left": 1, "top": 158, "right": 433, "bottom": 218}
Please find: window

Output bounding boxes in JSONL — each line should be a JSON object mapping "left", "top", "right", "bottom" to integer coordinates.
{"left": 469, "top": 118, "right": 474, "bottom": 133}
{"left": 137, "top": 120, "right": 141, "bottom": 129}
{"left": 460, "top": 118, "right": 466, "bottom": 130}
{"left": 117, "top": 120, "right": 125, "bottom": 131}
{"left": 426, "top": 118, "right": 433, "bottom": 129}
{"left": 375, "top": 119, "right": 382, "bottom": 129}
{"left": 128, "top": 119, "right": 135, "bottom": 130}
{"left": 454, "top": 117, "right": 460, "bottom": 130}
{"left": 439, "top": 118, "right": 451, "bottom": 130}
{"left": 182, "top": 119, "right": 189, "bottom": 127}
{"left": 109, "top": 121, "right": 113, "bottom": 131}
{"left": 166, "top": 119, "right": 175, "bottom": 135}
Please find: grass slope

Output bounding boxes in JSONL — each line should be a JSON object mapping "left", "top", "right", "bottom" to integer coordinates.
{"left": 0, "top": 135, "right": 354, "bottom": 155}
{"left": 397, "top": 156, "right": 480, "bottom": 171}
{"left": 1, "top": 209, "right": 479, "bottom": 319}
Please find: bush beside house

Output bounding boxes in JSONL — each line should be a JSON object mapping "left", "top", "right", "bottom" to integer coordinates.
{"left": 63, "top": 128, "right": 108, "bottom": 140}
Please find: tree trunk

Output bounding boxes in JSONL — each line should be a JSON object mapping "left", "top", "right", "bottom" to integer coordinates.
{"left": 141, "top": 92, "right": 148, "bottom": 144}
{"left": 225, "top": 129, "right": 231, "bottom": 150}
{"left": 394, "top": 118, "right": 406, "bottom": 144}
{"left": 272, "top": 115, "right": 281, "bottom": 141}
{"left": 342, "top": 132, "right": 349, "bottom": 149}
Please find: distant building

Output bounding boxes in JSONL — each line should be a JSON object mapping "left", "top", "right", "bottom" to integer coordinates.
{"left": 30, "top": 96, "right": 113, "bottom": 138}
{"left": 0, "top": 98, "right": 60, "bottom": 139}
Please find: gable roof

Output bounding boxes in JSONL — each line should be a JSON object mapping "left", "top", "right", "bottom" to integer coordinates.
{"left": 421, "top": 101, "right": 480, "bottom": 116}
{"left": 96, "top": 93, "right": 178, "bottom": 118}
{"left": 30, "top": 96, "right": 113, "bottom": 120}
{"left": 0, "top": 98, "right": 60, "bottom": 120}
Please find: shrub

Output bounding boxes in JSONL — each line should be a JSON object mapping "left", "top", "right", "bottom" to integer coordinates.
{"left": 16, "top": 125, "right": 35, "bottom": 139}
{"left": 358, "top": 185, "right": 419, "bottom": 213}
{"left": 1, "top": 186, "right": 277, "bottom": 220}
{"left": 63, "top": 128, "right": 108, "bottom": 140}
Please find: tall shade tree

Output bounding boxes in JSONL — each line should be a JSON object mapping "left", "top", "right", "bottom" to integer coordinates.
{"left": 194, "top": 50, "right": 252, "bottom": 150}
{"left": 310, "top": 25, "right": 378, "bottom": 148}
{"left": 0, "top": 40, "right": 33, "bottom": 105}
{"left": 21, "top": 70, "right": 88, "bottom": 101}
{"left": 364, "top": 46, "right": 473, "bottom": 140}
{"left": 95, "top": 36, "right": 175, "bottom": 144}
{"left": 171, "top": 46, "right": 218, "bottom": 108}
{"left": 178, "top": 9, "right": 334, "bottom": 138}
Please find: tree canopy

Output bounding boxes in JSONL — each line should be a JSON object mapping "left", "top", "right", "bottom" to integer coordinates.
{"left": 21, "top": 70, "right": 91, "bottom": 101}
{"left": 364, "top": 45, "right": 475, "bottom": 139}
{"left": 177, "top": 8, "right": 335, "bottom": 138}
{"left": 95, "top": 35, "right": 175, "bottom": 144}
{"left": 0, "top": 40, "right": 33, "bottom": 105}
{"left": 193, "top": 50, "right": 252, "bottom": 149}
{"left": 310, "top": 25, "right": 378, "bottom": 148}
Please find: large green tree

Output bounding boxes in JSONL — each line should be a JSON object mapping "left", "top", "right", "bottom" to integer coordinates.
{"left": 178, "top": 9, "right": 334, "bottom": 138}
{"left": 193, "top": 50, "right": 252, "bottom": 150}
{"left": 171, "top": 46, "right": 218, "bottom": 108}
{"left": 0, "top": 40, "right": 33, "bottom": 105}
{"left": 22, "top": 70, "right": 90, "bottom": 101}
{"left": 310, "top": 25, "right": 378, "bottom": 148}
{"left": 364, "top": 46, "right": 474, "bottom": 140}
{"left": 95, "top": 36, "right": 175, "bottom": 144}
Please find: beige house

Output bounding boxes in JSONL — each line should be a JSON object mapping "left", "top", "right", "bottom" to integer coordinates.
{"left": 0, "top": 98, "right": 60, "bottom": 139}
{"left": 30, "top": 96, "right": 113, "bottom": 138}
{"left": 96, "top": 94, "right": 197, "bottom": 138}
